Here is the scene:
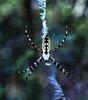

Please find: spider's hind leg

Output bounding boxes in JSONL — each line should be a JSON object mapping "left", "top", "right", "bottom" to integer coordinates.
{"left": 57, "top": 64, "right": 75, "bottom": 82}
{"left": 17, "top": 56, "right": 43, "bottom": 80}
{"left": 49, "top": 57, "right": 75, "bottom": 82}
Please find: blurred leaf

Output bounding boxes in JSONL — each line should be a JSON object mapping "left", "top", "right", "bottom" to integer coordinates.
{"left": 15, "top": 50, "right": 34, "bottom": 69}
{"left": 0, "top": 85, "right": 4, "bottom": 98}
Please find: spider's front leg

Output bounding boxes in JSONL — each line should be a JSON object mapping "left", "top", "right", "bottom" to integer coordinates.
{"left": 49, "top": 57, "right": 75, "bottom": 82}
{"left": 17, "top": 56, "right": 43, "bottom": 79}
{"left": 52, "top": 25, "right": 68, "bottom": 53}
{"left": 25, "top": 25, "right": 41, "bottom": 52}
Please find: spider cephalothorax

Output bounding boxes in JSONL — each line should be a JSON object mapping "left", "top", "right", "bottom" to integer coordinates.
{"left": 17, "top": 25, "right": 75, "bottom": 82}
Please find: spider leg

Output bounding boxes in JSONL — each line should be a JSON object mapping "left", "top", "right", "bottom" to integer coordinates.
{"left": 25, "top": 25, "right": 41, "bottom": 52}
{"left": 49, "top": 57, "right": 75, "bottom": 82}
{"left": 52, "top": 25, "right": 68, "bottom": 53}
{"left": 17, "top": 56, "right": 43, "bottom": 79}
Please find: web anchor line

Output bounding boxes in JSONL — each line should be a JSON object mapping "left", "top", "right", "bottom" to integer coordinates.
{"left": 17, "top": 0, "right": 76, "bottom": 99}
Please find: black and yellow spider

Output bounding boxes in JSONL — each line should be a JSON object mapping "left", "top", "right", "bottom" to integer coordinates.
{"left": 17, "top": 25, "right": 75, "bottom": 82}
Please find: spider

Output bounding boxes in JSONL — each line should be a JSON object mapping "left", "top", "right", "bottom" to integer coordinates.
{"left": 17, "top": 25, "right": 75, "bottom": 82}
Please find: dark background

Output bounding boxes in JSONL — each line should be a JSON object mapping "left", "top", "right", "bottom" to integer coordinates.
{"left": 0, "top": 0, "right": 88, "bottom": 100}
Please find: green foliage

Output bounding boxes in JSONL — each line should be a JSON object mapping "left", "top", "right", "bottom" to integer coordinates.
{"left": 0, "top": 0, "right": 88, "bottom": 100}
{"left": 0, "top": 85, "right": 4, "bottom": 98}
{"left": 16, "top": 50, "right": 34, "bottom": 69}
